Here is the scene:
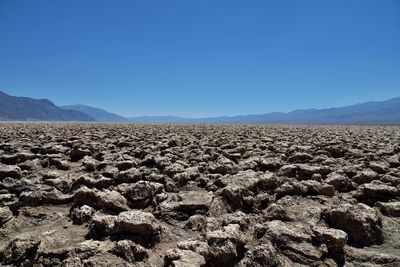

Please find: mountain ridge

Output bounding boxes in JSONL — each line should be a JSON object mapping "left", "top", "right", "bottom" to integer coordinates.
{"left": 127, "top": 97, "right": 400, "bottom": 124}
{"left": 0, "top": 91, "right": 94, "bottom": 121}
{"left": 60, "top": 104, "right": 127, "bottom": 122}
{"left": 1, "top": 90, "right": 399, "bottom": 124}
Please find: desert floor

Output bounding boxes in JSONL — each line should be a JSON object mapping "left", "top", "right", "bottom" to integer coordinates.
{"left": 1, "top": 123, "right": 400, "bottom": 266}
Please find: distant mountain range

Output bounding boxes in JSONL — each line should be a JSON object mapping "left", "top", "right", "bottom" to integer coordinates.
{"left": 0, "top": 91, "right": 94, "bottom": 121}
{"left": 60, "top": 104, "right": 127, "bottom": 122}
{"left": 127, "top": 97, "right": 400, "bottom": 124}
{"left": 127, "top": 115, "right": 188, "bottom": 123}
{"left": 195, "top": 97, "right": 400, "bottom": 124}
{"left": 1, "top": 90, "right": 399, "bottom": 124}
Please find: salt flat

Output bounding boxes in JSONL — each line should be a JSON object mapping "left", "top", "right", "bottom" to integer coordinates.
{"left": 0, "top": 123, "right": 400, "bottom": 266}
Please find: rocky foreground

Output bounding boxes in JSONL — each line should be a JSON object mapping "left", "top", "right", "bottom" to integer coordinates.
{"left": 0, "top": 123, "right": 400, "bottom": 267}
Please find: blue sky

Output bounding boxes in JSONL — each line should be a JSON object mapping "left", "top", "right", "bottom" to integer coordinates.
{"left": 0, "top": 0, "right": 399, "bottom": 117}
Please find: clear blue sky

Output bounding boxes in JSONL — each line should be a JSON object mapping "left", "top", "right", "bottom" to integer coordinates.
{"left": 0, "top": 0, "right": 399, "bottom": 117}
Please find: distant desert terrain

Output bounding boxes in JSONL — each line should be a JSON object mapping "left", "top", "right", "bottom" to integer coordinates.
{"left": 1, "top": 123, "right": 400, "bottom": 266}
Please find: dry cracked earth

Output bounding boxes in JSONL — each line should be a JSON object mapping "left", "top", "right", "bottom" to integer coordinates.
{"left": 0, "top": 123, "right": 400, "bottom": 267}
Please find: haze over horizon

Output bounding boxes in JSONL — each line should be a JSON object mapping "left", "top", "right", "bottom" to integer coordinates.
{"left": 1, "top": 0, "right": 399, "bottom": 117}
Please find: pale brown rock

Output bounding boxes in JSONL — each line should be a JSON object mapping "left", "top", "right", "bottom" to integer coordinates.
{"left": 0, "top": 123, "right": 399, "bottom": 266}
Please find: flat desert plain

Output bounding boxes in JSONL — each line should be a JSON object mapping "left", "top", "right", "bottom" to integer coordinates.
{"left": 0, "top": 123, "right": 400, "bottom": 266}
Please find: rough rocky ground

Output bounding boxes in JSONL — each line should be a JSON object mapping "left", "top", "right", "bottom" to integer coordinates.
{"left": 0, "top": 122, "right": 400, "bottom": 267}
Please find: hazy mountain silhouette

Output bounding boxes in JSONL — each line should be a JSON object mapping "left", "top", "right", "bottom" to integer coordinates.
{"left": 128, "top": 97, "right": 400, "bottom": 124}
{"left": 127, "top": 116, "right": 189, "bottom": 123}
{"left": 60, "top": 104, "right": 127, "bottom": 122}
{"left": 1, "top": 90, "right": 399, "bottom": 124}
{"left": 206, "top": 97, "right": 400, "bottom": 124}
{"left": 0, "top": 91, "right": 94, "bottom": 121}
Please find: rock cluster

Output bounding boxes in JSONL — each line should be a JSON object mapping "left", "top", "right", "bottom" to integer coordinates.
{"left": 0, "top": 123, "right": 400, "bottom": 266}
